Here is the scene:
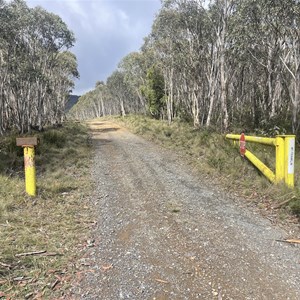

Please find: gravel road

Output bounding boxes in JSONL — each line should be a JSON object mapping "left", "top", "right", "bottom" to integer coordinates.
{"left": 71, "top": 120, "right": 300, "bottom": 300}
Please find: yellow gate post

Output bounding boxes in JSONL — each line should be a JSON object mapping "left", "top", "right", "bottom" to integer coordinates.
{"left": 16, "top": 137, "right": 38, "bottom": 196}
{"left": 275, "top": 136, "right": 285, "bottom": 183}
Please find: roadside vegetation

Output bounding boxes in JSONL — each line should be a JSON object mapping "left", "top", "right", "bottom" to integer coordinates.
{"left": 0, "top": 122, "right": 93, "bottom": 298}
{"left": 113, "top": 115, "right": 300, "bottom": 224}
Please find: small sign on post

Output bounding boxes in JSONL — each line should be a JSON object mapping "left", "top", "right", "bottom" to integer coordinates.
{"left": 16, "top": 137, "right": 38, "bottom": 197}
{"left": 284, "top": 135, "right": 295, "bottom": 188}
{"left": 239, "top": 133, "right": 246, "bottom": 157}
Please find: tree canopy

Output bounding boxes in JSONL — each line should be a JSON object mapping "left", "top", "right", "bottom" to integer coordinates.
{"left": 0, "top": 0, "right": 78, "bottom": 134}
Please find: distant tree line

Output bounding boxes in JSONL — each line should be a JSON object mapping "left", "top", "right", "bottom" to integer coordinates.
{"left": 71, "top": 0, "right": 300, "bottom": 134}
{"left": 0, "top": 0, "right": 78, "bottom": 135}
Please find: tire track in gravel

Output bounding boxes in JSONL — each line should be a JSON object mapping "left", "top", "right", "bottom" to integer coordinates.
{"left": 72, "top": 120, "right": 300, "bottom": 300}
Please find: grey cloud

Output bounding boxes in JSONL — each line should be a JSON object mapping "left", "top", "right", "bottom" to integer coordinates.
{"left": 27, "top": 0, "right": 161, "bottom": 95}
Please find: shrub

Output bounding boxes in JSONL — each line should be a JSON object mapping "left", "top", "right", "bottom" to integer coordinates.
{"left": 289, "top": 199, "right": 300, "bottom": 217}
{"left": 42, "top": 130, "right": 66, "bottom": 148}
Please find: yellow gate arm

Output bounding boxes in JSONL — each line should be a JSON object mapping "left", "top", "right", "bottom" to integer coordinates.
{"left": 226, "top": 134, "right": 275, "bottom": 146}
{"left": 244, "top": 150, "right": 275, "bottom": 183}
{"left": 226, "top": 134, "right": 295, "bottom": 188}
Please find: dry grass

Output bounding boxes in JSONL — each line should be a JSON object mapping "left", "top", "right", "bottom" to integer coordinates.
{"left": 114, "top": 115, "right": 300, "bottom": 224}
{"left": 0, "top": 122, "right": 93, "bottom": 298}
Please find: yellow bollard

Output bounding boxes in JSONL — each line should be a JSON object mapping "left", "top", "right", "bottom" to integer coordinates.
{"left": 16, "top": 137, "right": 38, "bottom": 197}
{"left": 24, "top": 146, "right": 36, "bottom": 196}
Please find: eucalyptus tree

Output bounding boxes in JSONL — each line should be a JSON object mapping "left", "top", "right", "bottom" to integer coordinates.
{"left": 106, "top": 70, "right": 138, "bottom": 117}
{"left": 205, "top": 0, "right": 238, "bottom": 131}
{"left": 231, "top": 0, "right": 300, "bottom": 133}
{"left": 149, "top": 1, "right": 178, "bottom": 123}
{"left": 48, "top": 51, "right": 79, "bottom": 126}
{"left": 118, "top": 52, "right": 147, "bottom": 114}
{"left": 69, "top": 81, "right": 117, "bottom": 120}
{"left": 94, "top": 81, "right": 108, "bottom": 117}
{"left": 276, "top": 0, "right": 300, "bottom": 133}
{"left": 29, "top": 5, "right": 76, "bottom": 130}
{"left": 0, "top": 0, "right": 77, "bottom": 134}
{"left": 149, "top": 0, "right": 209, "bottom": 126}
{"left": 146, "top": 0, "right": 238, "bottom": 130}
{"left": 231, "top": 0, "right": 282, "bottom": 126}
{"left": 0, "top": 0, "right": 30, "bottom": 133}
{"left": 70, "top": 90, "right": 101, "bottom": 120}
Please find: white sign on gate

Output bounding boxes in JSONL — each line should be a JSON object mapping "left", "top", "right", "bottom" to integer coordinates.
{"left": 288, "top": 139, "right": 295, "bottom": 175}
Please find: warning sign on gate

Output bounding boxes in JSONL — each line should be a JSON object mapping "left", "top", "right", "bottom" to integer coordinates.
{"left": 239, "top": 133, "right": 246, "bottom": 157}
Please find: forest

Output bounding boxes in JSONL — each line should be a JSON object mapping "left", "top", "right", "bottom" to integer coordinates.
{"left": 0, "top": 0, "right": 78, "bottom": 135}
{"left": 71, "top": 0, "right": 300, "bottom": 135}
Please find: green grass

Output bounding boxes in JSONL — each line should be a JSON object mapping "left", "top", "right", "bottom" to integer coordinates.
{"left": 0, "top": 122, "right": 93, "bottom": 298}
{"left": 114, "top": 115, "right": 300, "bottom": 222}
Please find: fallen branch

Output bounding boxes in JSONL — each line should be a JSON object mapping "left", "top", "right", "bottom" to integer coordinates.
{"left": 15, "top": 250, "right": 46, "bottom": 257}
{"left": 273, "top": 196, "right": 296, "bottom": 209}
{"left": 51, "top": 279, "right": 60, "bottom": 290}
{"left": 0, "top": 262, "right": 12, "bottom": 268}
{"left": 41, "top": 252, "right": 62, "bottom": 257}
{"left": 25, "top": 292, "right": 34, "bottom": 299}
{"left": 285, "top": 239, "right": 300, "bottom": 244}
{"left": 13, "top": 276, "right": 31, "bottom": 282}
{"left": 101, "top": 264, "right": 113, "bottom": 271}
{"left": 276, "top": 239, "right": 300, "bottom": 245}
{"left": 155, "top": 278, "right": 169, "bottom": 284}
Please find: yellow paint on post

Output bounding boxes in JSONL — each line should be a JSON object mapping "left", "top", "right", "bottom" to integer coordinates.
{"left": 24, "top": 146, "right": 36, "bottom": 196}
{"left": 275, "top": 136, "right": 285, "bottom": 183}
{"left": 244, "top": 150, "right": 276, "bottom": 183}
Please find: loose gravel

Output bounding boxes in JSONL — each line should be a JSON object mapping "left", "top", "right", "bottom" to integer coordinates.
{"left": 71, "top": 121, "right": 300, "bottom": 300}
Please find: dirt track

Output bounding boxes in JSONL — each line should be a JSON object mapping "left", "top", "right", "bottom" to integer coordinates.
{"left": 71, "top": 120, "right": 300, "bottom": 299}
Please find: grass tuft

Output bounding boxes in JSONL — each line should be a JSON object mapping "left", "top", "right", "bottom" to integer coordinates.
{"left": 289, "top": 199, "right": 300, "bottom": 217}
{"left": 42, "top": 130, "right": 66, "bottom": 148}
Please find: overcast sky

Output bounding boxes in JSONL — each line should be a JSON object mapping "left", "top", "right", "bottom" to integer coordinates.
{"left": 27, "top": 0, "right": 161, "bottom": 95}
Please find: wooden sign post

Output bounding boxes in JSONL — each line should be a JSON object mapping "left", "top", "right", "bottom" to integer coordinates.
{"left": 16, "top": 137, "right": 38, "bottom": 197}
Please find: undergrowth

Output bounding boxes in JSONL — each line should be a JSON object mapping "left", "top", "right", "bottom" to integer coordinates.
{"left": 0, "top": 122, "right": 93, "bottom": 298}
{"left": 114, "top": 115, "right": 300, "bottom": 223}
